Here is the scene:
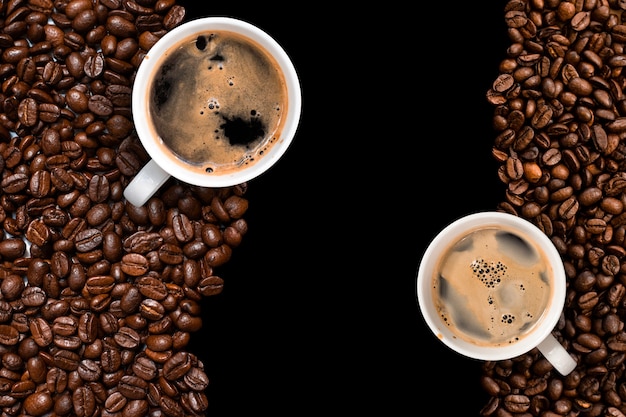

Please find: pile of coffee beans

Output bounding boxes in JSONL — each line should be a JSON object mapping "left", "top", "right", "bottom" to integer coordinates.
{"left": 0, "top": 0, "right": 250, "bottom": 416}
{"left": 483, "top": 0, "right": 626, "bottom": 416}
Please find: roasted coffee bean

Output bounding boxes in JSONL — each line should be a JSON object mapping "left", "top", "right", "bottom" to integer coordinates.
{"left": 132, "top": 355, "right": 158, "bottom": 381}
{"left": 121, "top": 252, "right": 149, "bottom": 276}
{"left": 113, "top": 326, "right": 141, "bottom": 349}
{"left": 171, "top": 211, "right": 194, "bottom": 242}
{"left": 77, "top": 358, "right": 102, "bottom": 382}
{"left": 29, "top": 317, "right": 53, "bottom": 347}
{"left": 21, "top": 286, "right": 46, "bottom": 308}
{"left": 87, "top": 173, "right": 109, "bottom": 202}
{"left": 182, "top": 390, "right": 209, "bottom": 414}
{"left": 87, "top": 94, "right": 113, "bottom": 116}
{"left": 83, "top": 52, "right": 104, "bottom": 77}
{"left": 105, "top": 390, "right": 127, "bottom": 413}
{"left": 173, "top": 311, "right": 202, "bottom": 332}
{"left": 74, "top": 228, "right": 103, "bottom": 252}
{"left": 0, "top": 238, "right": 26, "bottom": 260}
{"left": 163, "top": 351, "right": 192, "bottom": 381}
{"left": 118, "top": 374, "right": 148, "bottom": 400}
{"left": 0, "top": 324, "right": 19, "bottom": 345}
{"left": 197, "top": 275, "right": 224, "bottom": 296}
{"left": 183, "top": 366, "right": 209, "bottom": 391}
{"left": 26, "top": 218, "right": 50, "bottom": 246}
{"left": 204, "top": 244, "right": 232, "bottom": 267}
{"left": 158, "top": 242, "right": 184, "bottom": 265}
{"left": 139, "top": 298, "right": 165, "bottom": 321}
{"left": 52, "top": 316, "right": 77, "bottom": 338}
{"left": 23, "top": 391, "right": 53, "bottom": 416}
{"left": 72, "top": 385, "right": 96, "bottom": 417}
{"left": 124, "top": 231, "right": 163, "bottom": 253}
{"left": 85, "top": 275, "right": 115, "bottom": 295}
{"left": 1, "top": 172, "right": 29, "bottom": 193}
{"left": 102, "top": 230, "right": 122, "bottom": 261}
{"left": 201, "top": 223, "right": 222, "bottom": 247}
{"left": 99, "top": 310, "right": 119, "bottom": 334}
{"left": 1, "top": 274, "right": 24, "bottom": 300}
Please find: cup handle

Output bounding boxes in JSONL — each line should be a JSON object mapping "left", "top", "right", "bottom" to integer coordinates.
{"left": 123, "top": 159, "right": 171, "bottom": 207}
{"left": 537, "top": 333, "right": 577, "bottom": 375}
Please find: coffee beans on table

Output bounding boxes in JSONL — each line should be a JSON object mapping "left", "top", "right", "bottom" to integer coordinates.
{"left": 482, "top": 1, "right": 626, "bottom": 416}
{"left": 0, "top": 1, "right": 249, "bottom": 416}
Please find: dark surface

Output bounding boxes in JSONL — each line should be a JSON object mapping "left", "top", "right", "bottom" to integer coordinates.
{"left": 177, "top": 1, "right": 512, "bottom": 414}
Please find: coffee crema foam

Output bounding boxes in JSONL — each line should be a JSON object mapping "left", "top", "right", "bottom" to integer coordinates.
{"left": 147, "top": 30, "right": 288, "bottom": 175}
{"left": 432, "top": 226, "right": 553, "bottom": 347}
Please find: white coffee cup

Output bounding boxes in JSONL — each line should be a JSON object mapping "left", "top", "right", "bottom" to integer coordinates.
{"left": 416, "top": 211, "right": 577, "bottom": 375}
{"left": 124, "top": 17, "right": 302, "bottom": 207}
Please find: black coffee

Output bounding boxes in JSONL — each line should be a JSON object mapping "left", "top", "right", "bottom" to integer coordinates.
{"left": 148, "top": 30, "right": 288, "bottom": 175}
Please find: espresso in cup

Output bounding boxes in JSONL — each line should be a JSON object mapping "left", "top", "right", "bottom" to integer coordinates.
{"left": 143, "top": 29, "right": 288, "bottom": 175}
{"left": 125, "top": 17, "right": 301, "bottom": 208}
{"left": 433, "top": 225, "right": 554, "bottom": 348}
{"left": 417, "top": 212, "right": 576, "bottom": 375}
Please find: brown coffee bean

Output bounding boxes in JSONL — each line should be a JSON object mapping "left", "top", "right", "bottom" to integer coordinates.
{"left": 106, "top": 15, "right": 137, "bottom": 37}
{"left": 183, "top": 239, "right": 207, "bottom": 259}
{"left": 120, "top": 286, "right": 142, "bottom": 314}
{"left": 183, "top": 366, "right": 209, "bottom": 391}
{"left": 163, "top": 4, "right": 185, "bottom": 29}
{"left": 140, "top": 298, "right": 165, "bottom": 321}
{"left": 102, "top": 230, "right": 122, "bottom": 262}
{"left": 21, "top": 286, "right": 46, "bottom": 308}
{"left": 29, "top": 170, "right": 51, "bottom": 197}
{"left": 579, "top": 187, "right": 603, "bottom": 206}
{"left": 124, "top": 231, "right": 163, "bottom": 253}
{"left": 118, "top": 374, "right": 148, "bottom": 400}
{"left": 74, "top": 228, "right": 103, "bottom": 252}
{"left": 23, "top": 391, "right": 53, "bottom": 416}
{"left": 1, "top": 172, "right": 29, "bottom": 193}
{"left": 201, "top": 223, "right": 222, "bottom": 247}
{"left": 50, "top": 167, "right": 74, "bottom": 192}
{"left": 77, "top": 358, "right": 101, "bottom": 382}
{"left": 204, "top": 244, "right": 232, "bottom": 267}
{"left": 115, "top": 149, "right": 141, "bottom": 175}
{"left": 87, "top": 94, "right": 113, "bottom": 116}
{"left": 121, "top": 252, "right": 149, "bottom": 276}
{"left": 114, "top": 326, "right": 141, "bottom": 349}
{"left": 197, "top": 275, "right": 224, "bottom": 296}
{"left": 38, "top": 102, "right": 60, "bottom": 123}
{"left": 29, "top": 317, "right": 53, "bottom": 347}
{"left": 578, "top": 333, "right": 603, "bottom": 350}
{"left": 136, "top": 275, "right": 168, "bottom": 300}
{"left": 0, "top": 238, "right": 26, "bottom": 260}
{"left": 52, "top": 316, "right": 77, "bottom": 338}
{"left": 72, "top": 385, "right": 96, "bottom": 417}
{"left": 104, "top": 390, "right": 126, "bottom": 413}
{"left": 1, "top": 274, "right": 24, "bottom": 300}
{"left": 26, "top": 219, "right": 50, "bottom": 246}
{"left": 182, "top": 390, "right": 209, "bottom": 414}
{"left": 85, "top": 275, "right": 115, "bottom": 295}
{"left": 163, "top": 351, "right": 192, "bottom": 381}
{"left": 132, "top": 355, "right": 158, "bottom": 381}
{"left": 158, "top": 242, "right": 184, "bottom": 265}
{"left": 171, "top": 211, "right": 194, "bottom": 242}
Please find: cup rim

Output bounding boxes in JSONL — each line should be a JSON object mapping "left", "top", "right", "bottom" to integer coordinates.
{"left": 416, "top": 211, "right": 567, "bottom": 361}
{"left": 131, "top": 16, "right": 302, "bottom": 187}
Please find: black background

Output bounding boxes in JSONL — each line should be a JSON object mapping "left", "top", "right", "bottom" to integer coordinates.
{"left": 176, "top": 1, "right": 512, "bottom": 414}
